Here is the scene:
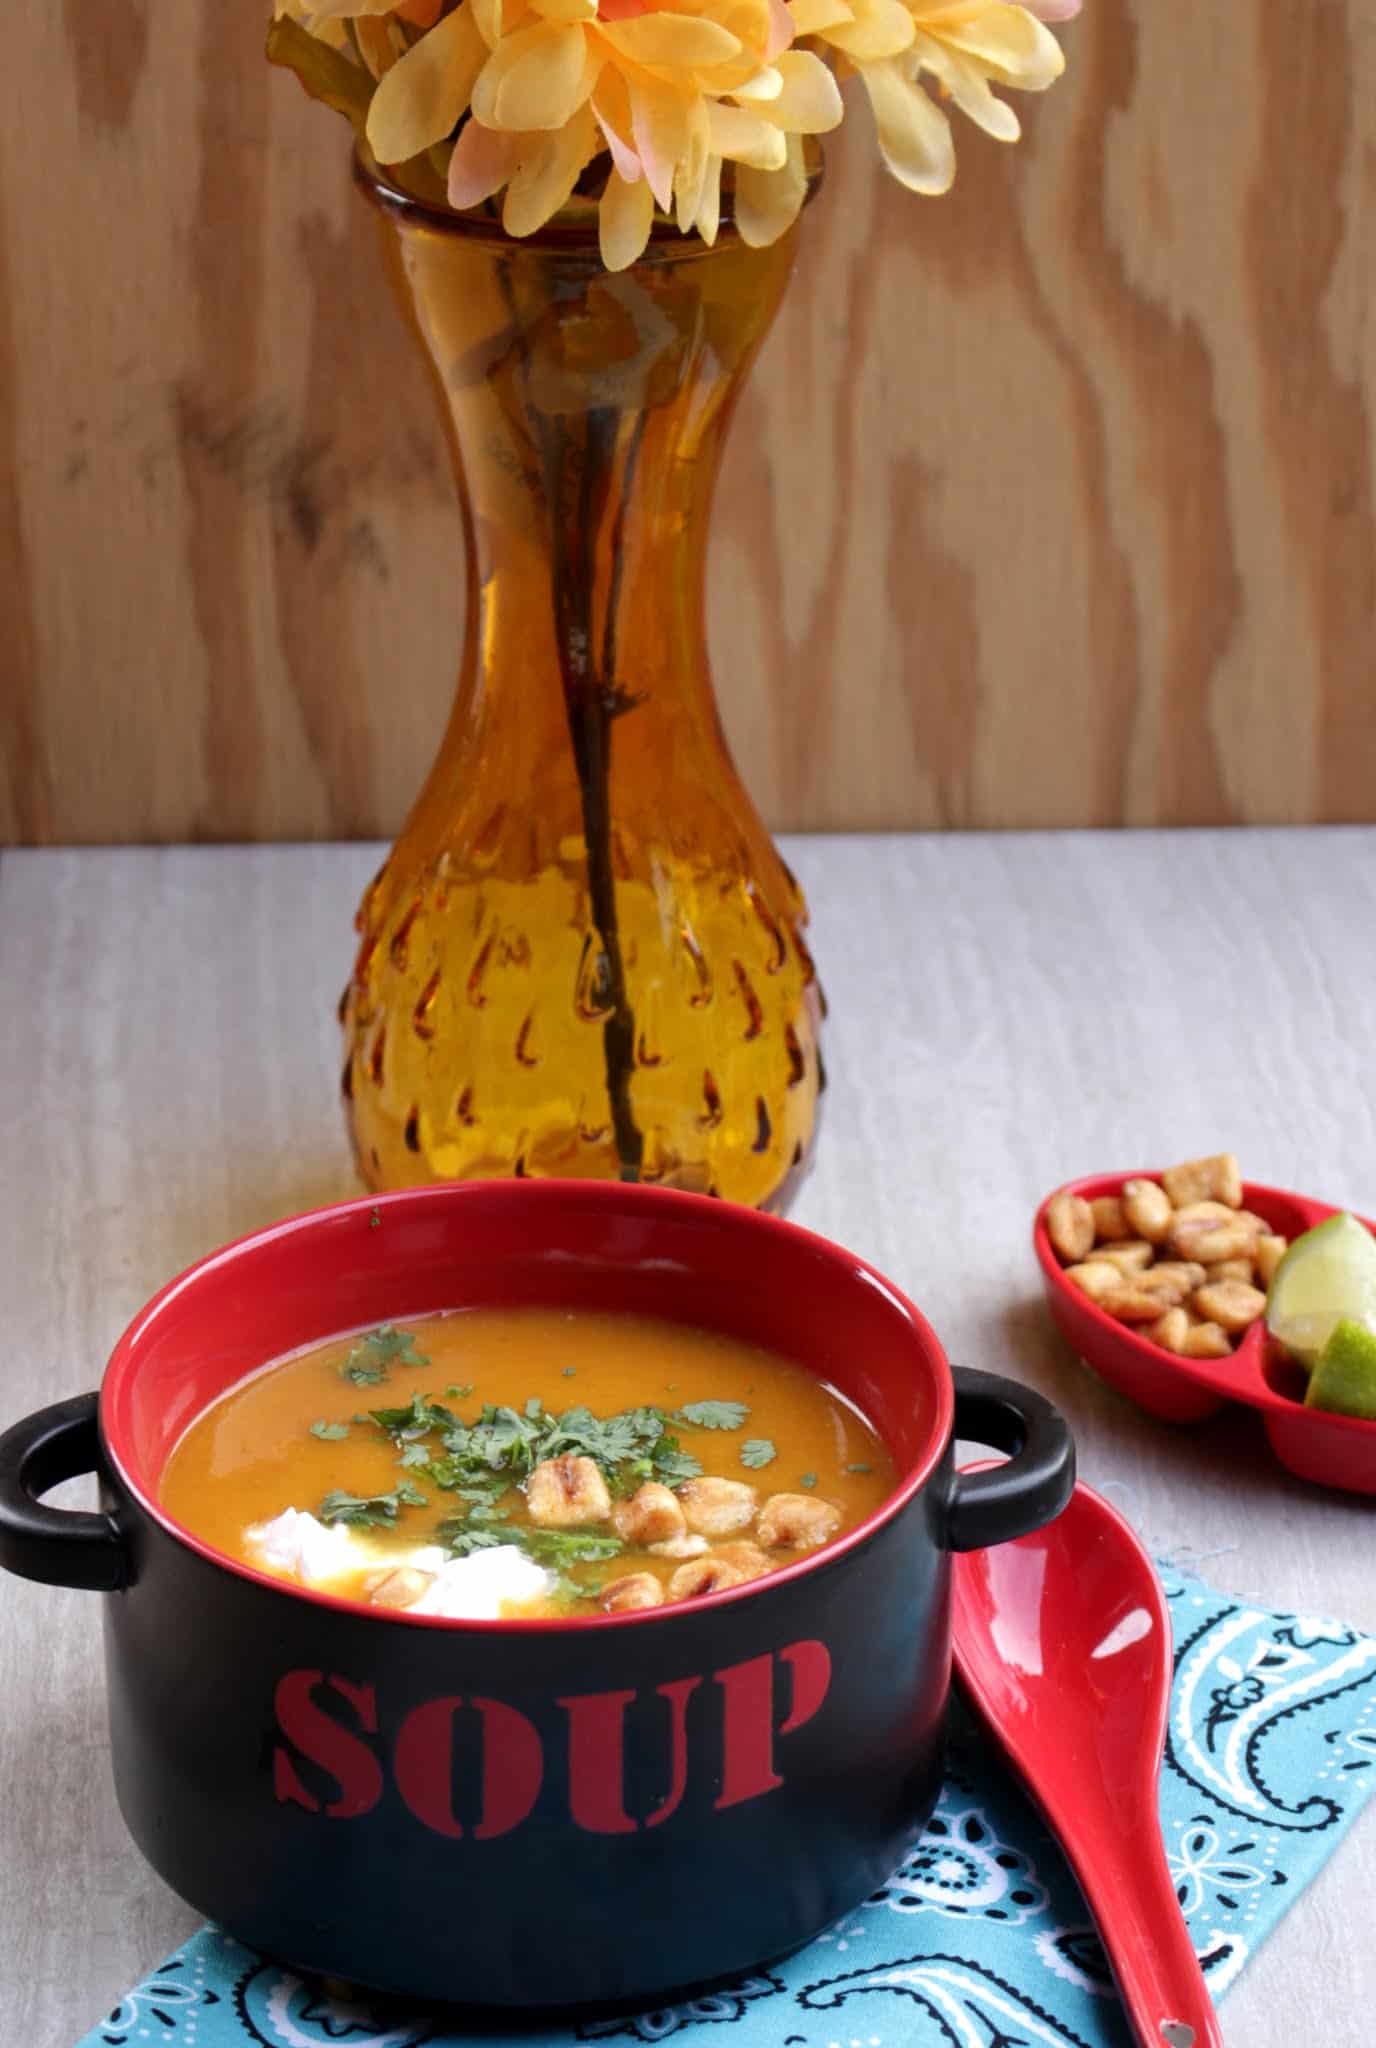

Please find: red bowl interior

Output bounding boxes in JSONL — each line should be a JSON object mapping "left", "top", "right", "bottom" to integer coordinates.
{"left": 101, "top": 1180, "right": 955, "bottom": 1620}
{"left": 1033, "top": 1172, "right": 1376, "bottom": 1495}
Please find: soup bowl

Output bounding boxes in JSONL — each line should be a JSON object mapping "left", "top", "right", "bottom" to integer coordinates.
{"left": 0, "top": 1181, "right": 1073, "bottom": 2012}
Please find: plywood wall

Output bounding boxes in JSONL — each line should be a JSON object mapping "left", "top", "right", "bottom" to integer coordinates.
{"left": 3, "top": 1, "right": 1375, "bottom": 844}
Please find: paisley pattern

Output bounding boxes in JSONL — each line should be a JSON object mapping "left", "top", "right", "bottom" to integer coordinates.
{"left": 80, "top": 1570, "right": 1376, "bottom": 2048}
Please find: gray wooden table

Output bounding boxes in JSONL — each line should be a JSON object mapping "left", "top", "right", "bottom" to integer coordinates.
{"left": 2, "top": 833, "right": 1374, "bottom": 2044}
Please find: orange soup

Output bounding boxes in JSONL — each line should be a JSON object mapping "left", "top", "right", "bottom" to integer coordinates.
{"left": 160, "top": 1308, "right": 896, "bottom": 1619}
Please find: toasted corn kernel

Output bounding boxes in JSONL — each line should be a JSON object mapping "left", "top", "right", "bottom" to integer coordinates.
{"left": 1255, "top": 1234, "right": 1288, "bottom": 1288}
{"left": 611, "top": 1481, "right": 686, "bottom": 1546}
{"left": 1162, "top": 1154, "right": 1243, "bottom": 1208}
{"left": 1094, "top": 1240, "right": 1156, "bottom": 1275}
{"left": 757, "top": 1493, "right": 843, "bottom": 1549}
{"left": 1191, "top": 1279, "right": 1267, "bottom": 1333}
{"left": 668, "top": 1557, "right": 747, "bottom": 1601}
{"left": 1148, "top": 1308, "right": 1191, "bottom": 1354}
{"left": 678, "top": 1477, "right": 758, "bottom": 1536}
{"left": 1101, "top": 1285, "right": 1181, "bottom": 1324}
{"left": 1122, "top": 1178, "right": 1173, "bottom": 1244}
{"left": 526, "top": 1454, "right": 612, "bottom": 1528}
{"left": 1183, "top": 1320, "right": 1232, "bottom": 1358}
{"left": 1204, "top": 1258, "right": 1256, "bottom": 1285}
{"left": 599, "top": 1572, "right": 665, "bottom": 1613}
{"left": 1047, "top": 1192, "right": 1095, "bottom": 1264}
{"left": 1170, "top": 1205, "right": 1260, "bottom": 1264}
{"left": 362, "top": 1566, "right": 434, "bottom": 1610}
{"left": 1150, "top": 1261, "right": 1208, "bottom": 1291}
{"left": 1091, "top": 1195, "right": 1129, "bottom": 1242}
{"left": 1065, "top": 1260, "right": 1123, "bottom": 1301}
{"left": 1130, "top": 1267, "right": 1194, "bottom": 1306}
{"left": 711, "top": 1541, "right": 774, "bottom": 1582}
{"left": 647, "top": 1532, "right": 709, "bottom": 1559}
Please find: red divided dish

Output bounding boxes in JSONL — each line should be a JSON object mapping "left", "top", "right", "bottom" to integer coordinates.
{"left": 1034, "top": 1174, "right": 1376, "bottom": 1496}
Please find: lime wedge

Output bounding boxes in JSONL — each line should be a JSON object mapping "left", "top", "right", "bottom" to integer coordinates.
{"left": 1305, "top": 1318, "right": 1376, "bottom": 1421}
{"left": 1265, "top": 1212, "right": 1376, "bottom": 1371}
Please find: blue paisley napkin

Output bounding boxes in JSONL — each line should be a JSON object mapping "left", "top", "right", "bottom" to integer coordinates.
{"left": 83, "top": 1567, "right": 1376, "bottom": 2048}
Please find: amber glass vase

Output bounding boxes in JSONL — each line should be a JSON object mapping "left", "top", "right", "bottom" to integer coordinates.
{"left": 341, "top": 154, "right": 824, "bottom": 1210}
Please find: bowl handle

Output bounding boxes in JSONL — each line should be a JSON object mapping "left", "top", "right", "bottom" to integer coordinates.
{"left": 945, "top": 1368, "right": 1075, "bottom": 1552}
{"left": 0, "top": 1395, "right": 130, "bottom": 1591}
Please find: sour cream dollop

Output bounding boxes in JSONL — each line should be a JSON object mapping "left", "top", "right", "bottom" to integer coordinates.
{"left": 244, "top": 1510, "right": 555, "bottom": 1619}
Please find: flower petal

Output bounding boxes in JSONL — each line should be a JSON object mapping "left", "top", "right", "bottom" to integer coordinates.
{"left": 788, "top": 0, "right": 854, "bottom": 30}
{"left": 695, "top": 150, "right": 723, "bottom": 244}
{"left": 366, "top": 3, "right": 488, "bottom": 161}
{"left": 446, "top": 116, "right": 522, "bottom": 206}
{"left": 674, "top": 95, "right": 712, "bottom": 227}
{"left": 503, "top": 104, "right": 599, "bottom": 233}
{"left": 766, "top": 48, "right": 843, "bottom": 131}
{"left": 598, "top": 12, "right": 743, "bottom": 67}
{"left": 819, "top": 0, "right": 914, "bottom": 62}
{"left": 471, "top": 0, "right": 504, "bottom": 49}
{"left": 593, "top": 70, "right": 644, "bottom": 178}
{"left": 705, "top": 99, "right": 788, "bottom": 167}
{"left": 765, "top": 0, "right": 795, "bottom": 59}
{"left": 628, "top": 70, "right": 691, "bottom": 208}
{"left": 735, "top": 129, "right": 806, "bottom": 245}
{"left": 912, "top": 33, "right": 1019, "bottom": 139}
{"left": 732, "top": 65, "right": 784, "bottom": 101}
{"left": 599, "top": 168, "right": 657, "bottom": 269}
{"left": 472, "top": 21, "right": 601, "bottom": 131}
{"left": 530, "top": 0, "right": 599, "bottom": 21}
{"left": 860, "top": 56, "right": 954, "bottom": 192}
{"left": 922, "top": 3, "right": 1065, "bottom": 90}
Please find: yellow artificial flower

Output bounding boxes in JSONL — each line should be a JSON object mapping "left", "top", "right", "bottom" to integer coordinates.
{"left": 272, "top": 0, "right": 1077, "bottom": 268}
{"left": 808, "top": 0, "right": 1071, "bottom": 195}
{"left": 358, "top": 0, "right": 841, "bottom": 266}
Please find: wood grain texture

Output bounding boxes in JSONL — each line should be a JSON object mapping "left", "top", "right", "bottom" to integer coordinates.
{"left": 3, "top": 832, "right": 1376, "bottom": 2037}
{"left": 2, "top": 2, "right": 1375, "bottom": 843}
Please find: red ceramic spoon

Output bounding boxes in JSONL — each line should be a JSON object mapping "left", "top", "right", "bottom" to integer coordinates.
{"left": 952, "top": 1477, "right": 1221, "bottom": 2048}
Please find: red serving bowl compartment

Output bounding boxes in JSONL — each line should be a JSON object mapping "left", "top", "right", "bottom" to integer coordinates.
{"left": 1034, "top": 1173, "right": 1376, "bottom": 1496}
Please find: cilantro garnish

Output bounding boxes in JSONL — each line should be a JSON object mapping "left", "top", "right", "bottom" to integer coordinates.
{"left": 338, "top": 1324, "right": 429, "bottom": 1386}
{"left": 440, "top": 1524, "right": 509, "bottom": 1559}
{"left": 444, "top": 1383, "right": 474, "bottom": 1400}
{"left": 369, "top": 1391, "right": 457, "bottom": 1439}
{"left": 562, "top": 1367, "right": 577, "bottom": 1378}
{"left": 846, "top": 1462, "right": 873, "bottom": 1475}
{"left": 309, "top": 1420, "right": 350, "bottom": 1442}
{"left": 516, "top": 1527, "right": 625, "bottom": 1567}
{"left": 317, "top": 1481, "right": 429, "bottom": 1528}
{"left": 676, "top": 1400, "right": 749, "bottom": 1431}
{"left": 740, "top": 1439, "right": 777, "bottom": 1469}
{"left": 434, "top": 1518, "right": 622, "bottom": 1570}
{"left": 799, "top": 1472, "right": 818, "bottom": 1489}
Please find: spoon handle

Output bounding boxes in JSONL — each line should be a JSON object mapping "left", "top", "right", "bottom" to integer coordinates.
{"left": 1070, "top": 1828, "right": 1224, "bottom": 2048}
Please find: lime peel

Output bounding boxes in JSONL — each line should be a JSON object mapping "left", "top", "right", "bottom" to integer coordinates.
{"left": 1266, "top": 1212, "right": 1376, "bottom": 1373}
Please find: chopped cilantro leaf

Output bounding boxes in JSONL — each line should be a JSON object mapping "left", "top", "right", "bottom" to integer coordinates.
{"left": 740, "top": 1439, "right": 777, "bottom": 1469}
{"left": 445, "top": 1383, "right": 474, "bottom": 1399}
{"left": 799, "top": 1472, "right": 818, "bottom": 1489}
{"left": 438, "top": 1523, "right": 508, "bottom": 1558}
{"left": 517, "top": 1527, "right": 625, "bottom": 1567}
{"left": 652, "top": 1439, "right": 703, "bottom": 1484}
{"left": 562, "top": 1367, "right": 577, "bottom": 1378}
{"left": 338, "top": 1324, "right": 429, "bottom": 1386}
{"left": 846, "top": 1462, "right": 873, "bottom": 1474}
{"left": 309, "top": 1420, "right": 350, "bottom": 1441}
{"left": 369, "top": 1391, "right": 456, "bottom": 1439}
{"left": 676, "top": 1400, "right": 749, "bottom": 1431}
{"left": 317, "top": 1482, "right": 429, "bottom": 1528}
